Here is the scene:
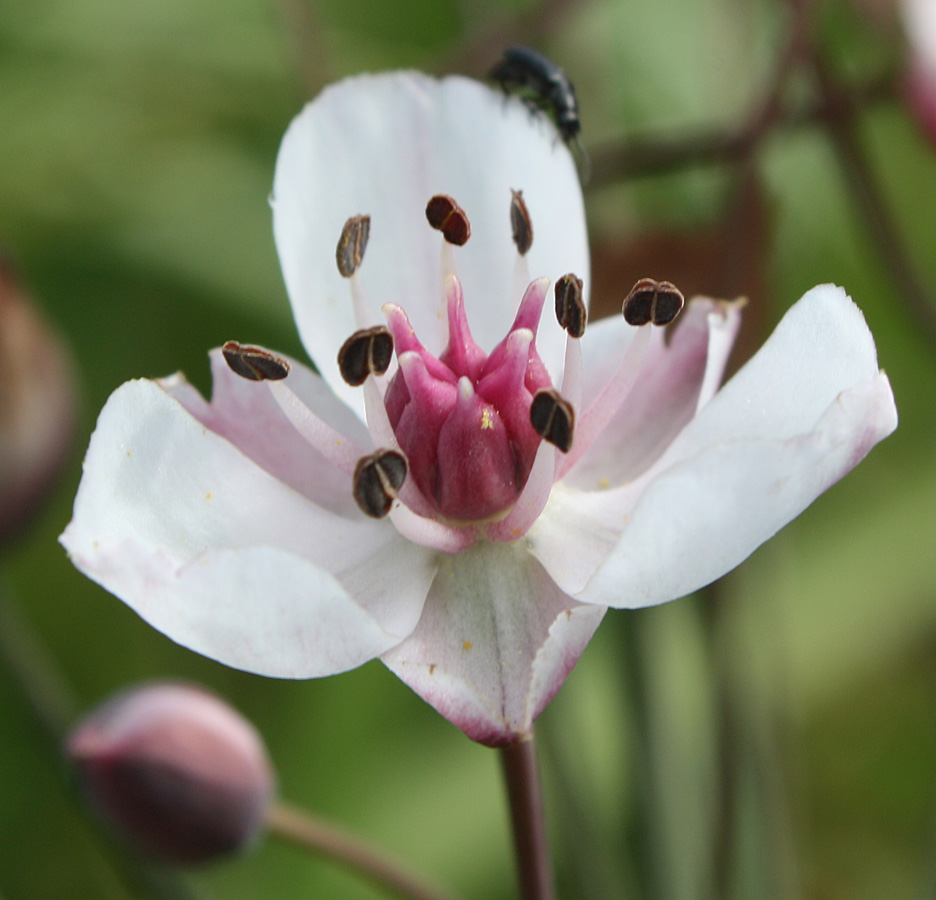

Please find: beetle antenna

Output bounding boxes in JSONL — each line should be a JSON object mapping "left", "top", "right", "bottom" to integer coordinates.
{"left": 572, "top": 136, "right": 591, "bottom": 185}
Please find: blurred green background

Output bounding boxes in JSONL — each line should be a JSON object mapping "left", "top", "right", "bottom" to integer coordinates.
{"left": 1, "top": 0, "right": 934, "bottom": 898}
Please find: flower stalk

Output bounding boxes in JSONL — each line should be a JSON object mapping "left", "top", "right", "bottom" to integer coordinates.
{"left": 500, "top": 733, "right": 555, "bottom": 900}
{"left": 266, "top": 801, "right": 463, "bottom": 900}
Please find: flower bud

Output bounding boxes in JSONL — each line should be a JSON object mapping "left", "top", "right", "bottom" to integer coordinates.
{"left": 0, "top": 258, "right": 77, "bottom": 546}
{"left": 902, "top": 0, "right": 936, "bottom": 146}
{"left": 67, "top": 682, "right": 275, "bottom": 866}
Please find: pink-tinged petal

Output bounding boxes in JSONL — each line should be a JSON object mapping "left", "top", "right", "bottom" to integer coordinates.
{"left": 565, "top": 297, "right": 742, "bottom": 489}
{"left": 386, "top": 503, "right": 474, "bottom": 556}
{"left": 272, "top": 73, "right": 587, "bottom": 417}
{"left": 381, "top": 543, "right": 598, "bottom": 746}
{"left": 486, "top": 440, "right": 557, "bottom": 542}
{"left": 558, "top": 325, "right": 652, "bottom": 479}
{"left": 530, "top": 284, "right": 896, "bottom": 605}
{"left": 654, "top": 285, "right": 884, "bottom": 453}
{"left": 577, "top": 372, "right": 896, "bottom": 608}
{"left": 266, "top": 380, "right": 365, "bottom": 476}
{"left": 525, "top": 604, "right": 607, "bottom": 725}
{"left": 163, "top": 350, "right": 368, "bottom": 515}
{"left": 61, "top": 379, "right": 438, "bottom": 676}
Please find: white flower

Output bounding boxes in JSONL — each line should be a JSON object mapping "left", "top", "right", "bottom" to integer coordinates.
{"left": 62, "top": 72, "right": 897, "bottom": 746}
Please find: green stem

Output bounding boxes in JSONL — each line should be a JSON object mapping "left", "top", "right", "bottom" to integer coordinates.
{"left": 266, "top": 801, "right": 463, "bottom": 900}
{"left": 500, "top": 733, "right": 555, "bottom": 900}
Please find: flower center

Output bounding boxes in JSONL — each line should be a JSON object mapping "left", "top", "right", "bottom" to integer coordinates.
{"left": 220, "top": 193, "right": 685, "bottom": 540}
{"left": 382, "top": 274, "right": 553, "bottom": 522}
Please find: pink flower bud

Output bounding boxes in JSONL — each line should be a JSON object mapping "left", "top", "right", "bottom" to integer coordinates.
{"left": 67, "top": 682, "right": 275, "bottom": 865}
{"left": 0, "top": 258, "right": 77, "bottom": 546}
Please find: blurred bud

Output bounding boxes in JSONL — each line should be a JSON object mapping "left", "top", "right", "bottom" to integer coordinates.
{"left": 0, "top": 258, "right": 77, "bottom": 547}
{"left": 67, "top": 682, "right": 275, "bottom": 866}
{"left": 901, "top": 0, "right": 936, "bottom": 145}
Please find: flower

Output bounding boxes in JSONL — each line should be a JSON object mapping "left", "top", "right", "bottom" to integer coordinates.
{"left": 62, "top": 72, "right": 897, "bottom": 747}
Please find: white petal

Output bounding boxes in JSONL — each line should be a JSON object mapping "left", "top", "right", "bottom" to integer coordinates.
{"left": 578, "top": 372, "right": 896, "bottom": 608}
{"left": 164, "top": 350, "right": 369, "bottom": 514}
{"left": 272, "top": 72, "right": 588, "bottom": 417}
{"left": 652, "top": 285, "right": 884, "bottom": 454}
{"left": 566, "top": 297, "right": 742, "bottom": 489}
{"left": 525, "top": 482, "right": 630, "bottom": 595}
{"left": 61, "top": 379, "right": 438, "bottom": 675}
{"left": 533, "top": 284, "right": 897, "bottom": 602}
{"left": 381, "top": 542, "right": 600, "bottom": 746}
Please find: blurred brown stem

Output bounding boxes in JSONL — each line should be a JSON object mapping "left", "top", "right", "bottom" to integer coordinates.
{"left": 587, "top": 75, "right": 894, "bottom": 185}
{"left": 811, "top": 55, "right": 936, "bottom": 349}
{"left": 266, "top": 801, "right": 463, "bottom": 900}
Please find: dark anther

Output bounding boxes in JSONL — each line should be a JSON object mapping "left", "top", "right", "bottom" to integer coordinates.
{"left": 554, "top": 273, "right": 586, "bottom": 338}
{"left": 353, "top": 449, "right": 408, "bottom": 519}
{"left": 221, "top": 341, "right": 290, "bottom": 381}
{"left": 509, "top": 189, "right": 533, "bottom": 256}
{"left": 337, "top": 326, "right": 394, "bottom": 387}
{"left": 335, "top": 214, "right": 371, "bottom": 277}
{"left": 530, "top": 388, "right": 574, "bottom": 453}
{"left": 622, "top": 278, "right": 685, "bottom": 327}
{"left": 425, "top": 195, "right": 471, "bottom": 246}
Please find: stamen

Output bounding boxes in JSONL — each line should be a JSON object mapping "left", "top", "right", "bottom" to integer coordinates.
{"left": 221, "top": 341, "right": 290, "bottom": 381}
{"left": 337, "top": 326, "right": 393, "bottom": 386}
{"left": 530, "top": 388, "right": 574, "bottom": 453}
{"left": 353, "top": 449, "right": 408, "bottom": 519}
{"left": 267, "top": 380, "right": 365, "bottom": 475}
{"left": 335, "top": 215, "right": 371, "bottom": 277}
{"left": 487, "top": 438, "right": 556, "bottom": 542}
{"left": 554, "top": 273, "right": 586, "bottom": 338}
{"left": 385, "top": 502, "right": 474, "bottom": 554}
{"left": 561, "top": 331, "right": 584, "bottom": 415}
{"left": 622, "top": 278, "right": 685, "bottom": 326}
{"left": 510, "top": 189, "right": 533, "bottom": 256}
{"left": 425, "top": 195, "right": 471, "bottom": 246}
{"left": 556, "top": 325, "right": 652, "bottom": 480}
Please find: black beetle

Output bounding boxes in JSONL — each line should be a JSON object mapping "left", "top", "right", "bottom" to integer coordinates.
{"left": 490, "top": 45, "right": 581, "bottom": 143}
